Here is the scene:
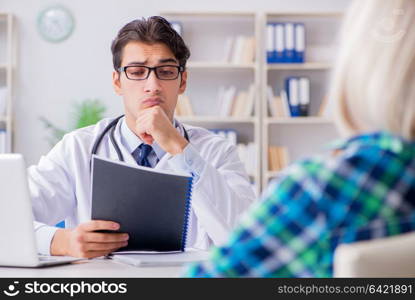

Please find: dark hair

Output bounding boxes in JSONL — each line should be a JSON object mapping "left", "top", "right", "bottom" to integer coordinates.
{"left": 111, "top": 16, "right": 190, "bottom": 71}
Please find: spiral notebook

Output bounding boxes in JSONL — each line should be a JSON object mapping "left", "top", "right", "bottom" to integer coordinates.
{"left": 91, "top": 155, "right": 193, "bottom": 252}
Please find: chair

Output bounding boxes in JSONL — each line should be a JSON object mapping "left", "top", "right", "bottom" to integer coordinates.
{"left": 333, "top": 232, "right": 415, "bottom": 277}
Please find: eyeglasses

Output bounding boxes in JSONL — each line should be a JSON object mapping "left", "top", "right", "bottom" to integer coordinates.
{"left": 118, "top": 65, "right": 184, "bottom": 81}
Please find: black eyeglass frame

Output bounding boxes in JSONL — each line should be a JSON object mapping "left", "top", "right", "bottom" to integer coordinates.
{"left": 117, "top": 65, "right": 185, "bottom": 81}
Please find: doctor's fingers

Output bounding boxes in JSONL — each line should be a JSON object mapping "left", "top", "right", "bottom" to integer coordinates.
{"left": 78, "top": 220, "right": 120, "bottom": 232}
{"left": 82, "top": 232, "right": 129, "bottom": 243}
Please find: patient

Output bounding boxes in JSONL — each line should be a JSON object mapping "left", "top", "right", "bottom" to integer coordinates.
{"left": 186, "top": 0, "right": 415, "bottom": 277}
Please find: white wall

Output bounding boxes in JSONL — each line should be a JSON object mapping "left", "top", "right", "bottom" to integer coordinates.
{"left": 2, "top": 0, "right": 351, "bottom": 165}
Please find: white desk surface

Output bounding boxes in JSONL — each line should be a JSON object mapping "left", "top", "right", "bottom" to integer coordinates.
{"left": 0, "top": 258, "right": 186, "bottom": 278}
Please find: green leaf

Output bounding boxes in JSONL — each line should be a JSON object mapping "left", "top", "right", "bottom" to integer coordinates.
{"left": 73, "top": 99, "right": 106, "bottom": 129}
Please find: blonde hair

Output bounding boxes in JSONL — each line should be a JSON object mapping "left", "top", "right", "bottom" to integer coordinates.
{"left": 330, "top": 0, "right": 415, "bottom": 140}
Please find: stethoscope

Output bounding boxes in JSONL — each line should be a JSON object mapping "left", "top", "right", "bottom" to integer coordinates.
{"left": 91, "top": 115, "right": 190, "bottom": 163}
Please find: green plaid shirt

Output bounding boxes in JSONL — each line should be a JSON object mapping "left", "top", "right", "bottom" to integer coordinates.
{"left": 186, "top": 131, "right": 415, "bottom": 277}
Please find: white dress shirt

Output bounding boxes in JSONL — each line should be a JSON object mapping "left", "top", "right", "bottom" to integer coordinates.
{"left": 29, "top": 117, "right": 255, "bottom": 255}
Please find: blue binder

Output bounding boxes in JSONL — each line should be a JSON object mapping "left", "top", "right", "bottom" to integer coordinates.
{"left": 266, "top": 23, "right": 275, "bottom": 63}
{"left": 275, "top": 23, "right": 285, "bottom": 63}
{"left": 284, "top": 23, "right": 295, "bottom": 63}
{"left": 285, "top": 77, "right": 301, "bottom": 117}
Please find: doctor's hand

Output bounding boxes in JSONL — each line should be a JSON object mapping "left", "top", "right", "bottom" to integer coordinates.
{"left": 135, "top": 105, "right": 188, "bottom": 155}
{"left": 50, "top": 220, "right": 129, "bottom": 258}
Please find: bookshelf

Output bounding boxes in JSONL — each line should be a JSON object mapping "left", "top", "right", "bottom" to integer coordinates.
{"left": 262, "top": 12, "right": 342, "bottom": 187}
{"left": 161, "top": 11, "right": 262, "bottom": 195}
{"left": 161, "top": 11, "right": 343, "bottom": 193}
{"left": 0, "top": 13, "right": 14, "bottom": 153}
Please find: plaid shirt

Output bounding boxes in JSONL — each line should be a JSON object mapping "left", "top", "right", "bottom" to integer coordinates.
{"left": 186, "top": 131, "right": 415, "bottom": 277}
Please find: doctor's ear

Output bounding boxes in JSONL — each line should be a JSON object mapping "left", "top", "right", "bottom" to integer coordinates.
{"left": 178, "top": 71, "right": 187, "bottom": 95}
{"left": 112, "top": 71, "right": 123, "bottom": 95}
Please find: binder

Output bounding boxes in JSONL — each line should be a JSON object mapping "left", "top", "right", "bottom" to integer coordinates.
{"left": 285, "top": 77, "right": 300, "bottom": 117}
{"left": 294, "top": 23, "right": 305, "bottom": 63}
{"left": 91, "top": 155, "right": 193, "bottom": 252}
{"left": 266, "top": 23, "right": 275, "bottom": 63}
{"left": 274, "top": 23, "right": 285, "bottom": 63}
{"left": 280, "top": 89, "right": 291, "bottom": 118}
{"left": 284, "top": 23, "right": 295, "bottom": 63}
{"left": 299, "top": 77, "right": 310, "bottom": 116}
{"left": 243, "top": 84, "right": 256, "bottom": 117}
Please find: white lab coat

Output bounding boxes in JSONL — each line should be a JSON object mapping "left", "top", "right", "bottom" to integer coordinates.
{"left": 29, "top": 117, "right": 256, "bottom": 255}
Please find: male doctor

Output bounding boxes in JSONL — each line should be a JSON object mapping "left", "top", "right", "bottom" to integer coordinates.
{"left": 29, "top": 16, "right": 255, "bottom": 258}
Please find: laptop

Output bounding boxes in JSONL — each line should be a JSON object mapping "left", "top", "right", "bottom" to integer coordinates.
{"left": 0, "top": 154, "right": 82, "bottom": 267}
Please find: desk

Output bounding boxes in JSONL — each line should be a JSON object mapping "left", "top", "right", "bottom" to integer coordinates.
{"left": 0, "top": 258, "right": 185, "bottom": 277}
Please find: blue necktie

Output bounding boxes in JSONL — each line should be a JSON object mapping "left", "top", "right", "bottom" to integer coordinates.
{"left": 132, "top": 144, "right": 153, "bottom": 167}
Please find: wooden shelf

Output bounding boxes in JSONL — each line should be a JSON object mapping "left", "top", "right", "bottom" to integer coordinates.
{"left": 187, "top": 62, "right": 256, "bottom": 69}
{"left": 177, "top": 116, "right": 256, "bottom": 124}
{"left": 266, "top": 117, "right": 332, "bottom": 124}
{"left": 267, "top": 62, "right": 332, "bottom": 70}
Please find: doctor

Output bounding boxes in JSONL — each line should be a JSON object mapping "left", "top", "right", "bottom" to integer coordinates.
{"left": 29, "top": 16, "right": 255, "bottom": 258}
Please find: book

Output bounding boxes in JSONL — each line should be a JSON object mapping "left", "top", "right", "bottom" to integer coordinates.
{"left": 286, "top": 77, "right": 300, "bottom": 117}
{"left": 318, "top": 95, "right": 331, "bottom": 118}
{"left": 220, "top": 86, "right": 237, "bottom": 117}
{"left": 91, "top": 155, "right": 193, "bottom": 252}
{"left": 266, "top": 23, "right": 275, "bottom": 63}
{"left": 231, "top": 91, "right": 248, "bottom": 117}
{"left": 242, "top": 36, "right": 256, "bottom": 64}
{"left": 280, "top": 90, "right": 291, "bottom": 118}
{"left": 294, "top": 23, "right": 305, "bottom": 63}
{"left": 231, "top": 35, "right": 245, "bottom": 64}
{"left": 267, "top": 86, "right": 276, "bottom": 117}
{"left": 111, "top": 249, "right": 210, "bottom": 267}
{"left": 223, "top": 36, "right": 235, "bottom": 63}
{"left": 275, "top": 23, "right": 285, "bottom": 63}
{"left": 243, "top": 84, "right": 256, "bottom": 117}
{"left": 268, "top": 146, "right": 290, "bottom": 171}
{"left": 284, "top": 23, "right": 295, "bottom": 63}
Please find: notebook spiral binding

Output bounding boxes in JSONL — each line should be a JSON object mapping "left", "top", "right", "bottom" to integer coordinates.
{"left": 181, "top": 174, "right": 194, "bottom": 251}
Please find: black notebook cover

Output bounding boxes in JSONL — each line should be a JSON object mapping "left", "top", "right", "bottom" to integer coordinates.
{"left": 91, "top": 155, "right": 192, "bottom": 252}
